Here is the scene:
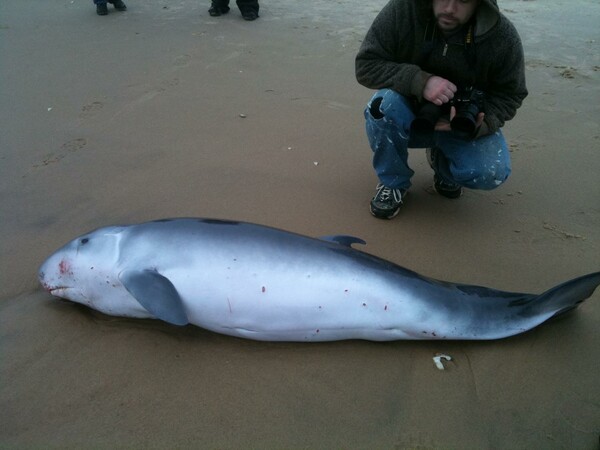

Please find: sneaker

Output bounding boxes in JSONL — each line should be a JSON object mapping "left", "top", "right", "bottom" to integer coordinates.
{"left": 370, "top": 183, "right": 407, "bottom": 219}
{"left": 96, "top": 3, "right": 108, "bottom": 15}
{"left": 426, "top": 147, "right": 463, "bottom": 199}
{"left": 111, "top": 0, "right": 127, "bottom": 11}
{"left": 433, "top": 175, "right": 463, "bottom": 199}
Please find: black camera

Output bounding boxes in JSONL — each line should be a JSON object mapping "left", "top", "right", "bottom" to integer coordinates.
{"left": 450, "top": 86, "right": 485, "bottom": 138}
{"left": 409, "top": 87, "right": 485, "bottom": 144}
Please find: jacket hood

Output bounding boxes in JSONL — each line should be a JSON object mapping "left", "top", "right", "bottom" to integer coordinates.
{"left": 476, "top": 0, "right": 500, "bottom": 36}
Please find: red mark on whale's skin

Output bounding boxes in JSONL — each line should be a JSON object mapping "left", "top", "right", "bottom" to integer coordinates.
{"left": 262, "top": 286, "right": 266, "bottom": 293}
{"left": 59, "top": 260, "right": 70, "bottom": 275}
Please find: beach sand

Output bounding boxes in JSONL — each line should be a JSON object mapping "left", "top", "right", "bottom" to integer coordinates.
{"left": 1, "top": 0, "right": 599, "bottom": 448}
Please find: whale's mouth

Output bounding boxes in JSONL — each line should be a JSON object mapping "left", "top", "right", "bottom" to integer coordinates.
{"left": 48, "top": 287, "right": 72, "bottom": 297}
{"left": 39, "top": 276, "right": 72, "bottom": 296}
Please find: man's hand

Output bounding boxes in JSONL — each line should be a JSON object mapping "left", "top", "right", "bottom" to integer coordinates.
{"left": 423, "top": 76, "right": 457, "bottom": 106}
{"left": 434, "top": 107, "right": 485, "bottom": 132}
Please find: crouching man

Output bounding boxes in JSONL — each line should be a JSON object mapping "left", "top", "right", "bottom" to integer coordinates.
{"left": 356, "top": 0, "right": 527, "bottom": 219}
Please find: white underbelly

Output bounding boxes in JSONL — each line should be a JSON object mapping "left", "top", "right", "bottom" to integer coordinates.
{"left": 167, "top": 268, "right": 422, "bottom": 341}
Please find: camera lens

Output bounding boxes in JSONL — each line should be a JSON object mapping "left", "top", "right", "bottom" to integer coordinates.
{"left": 451, "top": 112, "right": 477, "bottom": 137}
{"left": 450, "top": 88, "right": 484, "bottom": 139}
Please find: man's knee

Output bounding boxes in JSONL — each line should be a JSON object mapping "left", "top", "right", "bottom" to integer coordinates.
{"left": 453, "top": 162, "right": 511, "bottom": 190}
{"left": 365, "top": 90, "right": 414, "bottom": 124}
{"left": 446, "top": 131, "right": 512, "bottom": 190}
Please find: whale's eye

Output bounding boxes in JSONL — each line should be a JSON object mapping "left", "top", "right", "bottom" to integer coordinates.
{"left": 81, "top": 238, "right": 89, "bottom": 245}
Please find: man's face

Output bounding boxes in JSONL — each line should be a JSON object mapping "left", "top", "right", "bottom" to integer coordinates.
{"left": 433, "top": 0, "right": 479, "bottom": 32}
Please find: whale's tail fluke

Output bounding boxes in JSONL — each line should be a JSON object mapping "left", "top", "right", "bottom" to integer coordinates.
{"left": 516, "top": 271, "right": 600, "bottom": 320}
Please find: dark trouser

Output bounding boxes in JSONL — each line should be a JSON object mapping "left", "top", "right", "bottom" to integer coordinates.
{"left": 212, "top": 0, "right": 259, "bottom": 13}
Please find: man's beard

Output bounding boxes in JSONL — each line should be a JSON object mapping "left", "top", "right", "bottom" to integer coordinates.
{"left": 436, "top": 14, "right": 462, "bottom": 32}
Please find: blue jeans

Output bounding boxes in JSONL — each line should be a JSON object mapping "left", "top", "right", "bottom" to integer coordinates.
{"left": 364, "top": 89, "right": 511, "bottom": 191}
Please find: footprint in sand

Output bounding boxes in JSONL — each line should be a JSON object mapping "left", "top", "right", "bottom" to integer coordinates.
{"left": 173, "top": 54, "right": 191, "bottom": 67}
{"left": 61, "top": 138, "right": 87, "bottom": 152}
{"left": 80, "top": 101, "right": 104, "bottom": 118}
{"left": 34, "top": 138, "right": 87, "bottom": 167}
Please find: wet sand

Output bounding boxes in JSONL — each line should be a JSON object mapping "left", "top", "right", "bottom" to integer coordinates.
{"left": 1, "top": 0, "right": 599, "bottom": 448}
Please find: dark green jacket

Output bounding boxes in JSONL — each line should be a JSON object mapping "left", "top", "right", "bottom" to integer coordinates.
{"left": 356, "top": 0, "right": 528, "bottom": 135}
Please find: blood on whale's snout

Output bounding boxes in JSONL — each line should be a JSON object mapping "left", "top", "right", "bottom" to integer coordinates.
{"left": 59, "top": 259, "right": 71, "bottom": 275}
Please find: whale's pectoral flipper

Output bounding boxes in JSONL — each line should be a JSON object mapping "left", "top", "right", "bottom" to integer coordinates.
{"left": 320, "top": 235, "right": 367, "bottom": 248}
{"left": 119, "top": 269, "right": 189, "bottom": 326}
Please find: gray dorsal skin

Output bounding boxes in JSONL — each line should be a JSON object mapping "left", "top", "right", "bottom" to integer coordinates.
{"left": 37, "top": 218, "right": 600, "bottom": 341}
{"left": 319, "top": 235, "right": 367, "bottom": 248}
{"left": 119, "top": 269, "right": 189, "bottom": 326}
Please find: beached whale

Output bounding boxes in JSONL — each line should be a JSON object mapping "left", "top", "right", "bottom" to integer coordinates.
{"left": 38, "top": 218, "right": 600, "bottom": 341}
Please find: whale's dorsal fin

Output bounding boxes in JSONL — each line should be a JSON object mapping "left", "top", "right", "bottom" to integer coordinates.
{"left": 119, "top": 269, "right": 189, "bottom": 326}
{"left": 319, "top": 235, "right": 366, "bottom": 248}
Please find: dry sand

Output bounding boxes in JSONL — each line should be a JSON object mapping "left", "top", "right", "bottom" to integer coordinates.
{"left": 1, "top": 0, "right": 599, "bottom": 448}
